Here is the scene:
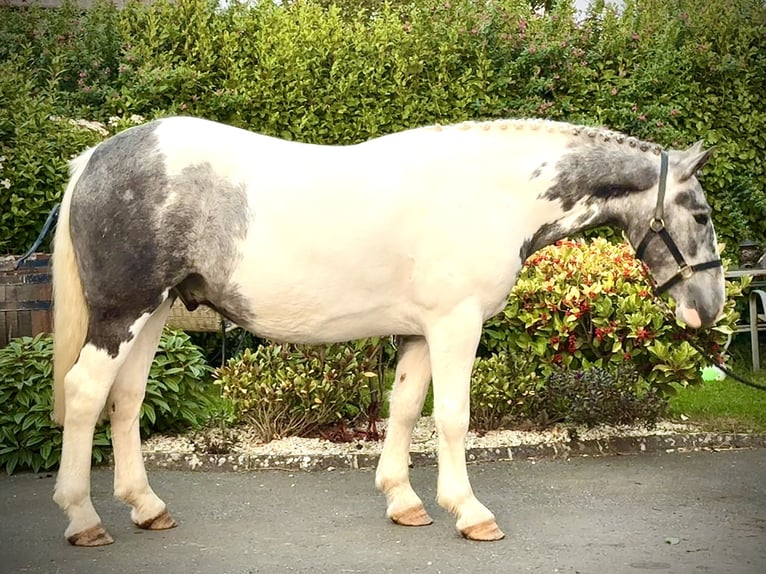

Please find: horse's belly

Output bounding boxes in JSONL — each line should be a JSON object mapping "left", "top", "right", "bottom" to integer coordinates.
{"left": 233, "top": 286, "right": 419, "bottom": 343}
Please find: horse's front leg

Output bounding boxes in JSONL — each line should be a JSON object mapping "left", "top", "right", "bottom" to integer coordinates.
{"left": 427, "top": 303, "right": 505, "bottom": 541}
{"left": 375, "top": 336, "right": 433, "bottom": 526}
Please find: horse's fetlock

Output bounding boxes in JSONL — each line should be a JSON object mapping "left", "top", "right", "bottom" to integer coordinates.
{"left": 375, "top": 472, "right": 405, "bottom": 495}
{"left": 113, "top": 486, "right": 137, "bottom": 506}
{"left": 54, "top": 482, "right": 86, "bottom": 511}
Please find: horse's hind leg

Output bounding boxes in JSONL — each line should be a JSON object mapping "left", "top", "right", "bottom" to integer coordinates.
{"left": 110, "top": 299, "right": 177, "bottom": 531}
{"left": 427, "top": 303, "right": 504, "bottom": 541}
{"left": 375, "top": 336, "right": 433, "bottom": 526}
{"left": 53, "top": 324, "right": 145, "bottom": 546}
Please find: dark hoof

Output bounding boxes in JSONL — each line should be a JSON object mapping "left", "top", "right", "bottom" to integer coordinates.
{"left": 67, "top": 524, "right": 114, "bottom": 547}
{"left": 137, "top": 508, "right": 178, "bottom": 530}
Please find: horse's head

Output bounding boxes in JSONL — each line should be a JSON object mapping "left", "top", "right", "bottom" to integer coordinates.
{"left": 627, "top": 142, "right": 725, "bottom": 328}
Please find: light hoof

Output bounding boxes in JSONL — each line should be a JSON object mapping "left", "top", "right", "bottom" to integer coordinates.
{"left": 67, "top": 524, "right": 114, "bottom": 547}
{"left": 137, "top": 508, "right": 178, "bottom": 531}
{"left": 460, "top": 519, "right": 505, "bottom": 541}
{"left": 390, "top": 504, "right": 433, "bottom": 527}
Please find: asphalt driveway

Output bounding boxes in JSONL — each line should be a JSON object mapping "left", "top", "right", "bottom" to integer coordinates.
{"left": 1, "top": 449, "right": 765, "bottom": 574}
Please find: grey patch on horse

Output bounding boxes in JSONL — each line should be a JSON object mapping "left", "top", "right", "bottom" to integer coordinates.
{"left": 673, "top": 189, "right": 710, "bottom": 213}
{"left": 519, "top": 222, "right": 565, "bottom": 262}
{"left": 542, "top": 145, "right": 657, "bottom": 212}
{"left": 530, "top": 162, "right": 547, "bottom": 180}
{"left": 70, "top": 123, "right": 252, "bottom": 356}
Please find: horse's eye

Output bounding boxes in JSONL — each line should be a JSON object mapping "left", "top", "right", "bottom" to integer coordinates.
{"left": 693, "top": 213, "right": 709, "bottom": 225}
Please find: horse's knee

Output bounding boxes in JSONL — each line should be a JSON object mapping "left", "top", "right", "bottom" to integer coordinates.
{"left": 433, "top": 401, "right": 469, "bottom": 442}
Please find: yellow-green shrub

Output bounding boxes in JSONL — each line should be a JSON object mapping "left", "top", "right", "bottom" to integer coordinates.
{"left": 214, "top": 340, "right": 384, "bottom": 441}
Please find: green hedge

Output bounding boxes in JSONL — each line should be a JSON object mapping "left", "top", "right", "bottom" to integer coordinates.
{"left": 0, "top": 0, "right": 764, "bottom": 255}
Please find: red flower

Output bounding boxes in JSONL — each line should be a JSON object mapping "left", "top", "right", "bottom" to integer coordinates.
{"left": 636, "top": 328, "right": 653, "bottom": 341}
{"left": 595, "top": 327, "right": 605, "bottom": 341}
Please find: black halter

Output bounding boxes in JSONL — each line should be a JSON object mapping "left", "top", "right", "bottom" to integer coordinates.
{"left": 635, "top": 151, "right": 722, "bottom": 295}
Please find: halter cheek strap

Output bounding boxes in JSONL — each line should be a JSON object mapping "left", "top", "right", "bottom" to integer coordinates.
{"left": 634, "top": 151, "right": 722, "bottom": 295}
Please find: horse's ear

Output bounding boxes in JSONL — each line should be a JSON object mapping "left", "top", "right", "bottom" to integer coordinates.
{"left": 677, "top": 142, "right": 714, "bottom": 181}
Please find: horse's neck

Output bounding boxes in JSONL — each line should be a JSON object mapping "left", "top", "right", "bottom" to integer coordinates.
{"left": 523, "top": 144, "right": 658, "bottom": 256}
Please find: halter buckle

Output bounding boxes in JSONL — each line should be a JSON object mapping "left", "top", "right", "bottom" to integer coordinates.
{"left": 679, "top": 264, "right": 694, "bottom": 279}
{"left": 650, "top": 218, "right": 665, "bottom": 232}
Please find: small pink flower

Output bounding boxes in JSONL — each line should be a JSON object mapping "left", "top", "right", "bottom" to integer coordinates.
{"left": 638, "top": 114, "right": 646, "bottom": 121}
{"left": 611, "top": 88, "right": 618, "bottom": 96}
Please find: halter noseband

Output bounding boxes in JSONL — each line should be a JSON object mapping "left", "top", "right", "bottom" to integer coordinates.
{"left": 634, "top": 150, "right": 722, "bottom": 295}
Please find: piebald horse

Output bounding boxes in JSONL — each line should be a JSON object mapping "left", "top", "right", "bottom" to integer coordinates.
{"left": 52, "top": 117, "right": 724, "bottom": 545}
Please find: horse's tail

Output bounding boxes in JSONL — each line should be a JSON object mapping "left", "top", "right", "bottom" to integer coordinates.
{"left": 52, "top": 147, "right": 96, "bottom": 425}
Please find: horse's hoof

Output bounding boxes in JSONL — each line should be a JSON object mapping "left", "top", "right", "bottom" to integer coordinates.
{"left": 460, "top": 519, "right": 505, "bottom": 541}
{"left": 137, "top": 509, "right": 178, "bottom": 530}
{"left": 390, "top": 504, "right": 433, "bottom": 527}
{"left": 67, "top": 524, "right": 114, "bottom": 547}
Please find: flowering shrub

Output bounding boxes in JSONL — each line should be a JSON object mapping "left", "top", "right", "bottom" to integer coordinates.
{"left": 482, "top": 238, "right": 741, "bottom": 396}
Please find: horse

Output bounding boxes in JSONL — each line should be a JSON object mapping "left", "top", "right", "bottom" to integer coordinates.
{"left": 51, "top": 116, "right": 724, "bottom": 546}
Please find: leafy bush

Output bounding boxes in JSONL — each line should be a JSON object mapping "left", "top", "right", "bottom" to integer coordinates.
{"left": 141, "top": 328, "right": 216, "bottom": 436}
{"left": 214, "top": 340, "right": 384, "bottom": 442}
{"left": 470, "top": 351, "right": 540, "bottom": 430}
{"left": 0, "top": 329, "right": 214, "bottom": 474}
{"left": 536, "top": 366, "right": 667, "bottom": 428}
{"left": 482, "top": 238, "right": 741, "bottom": 396}
{"left": 0, "top": 334, "right": 110, "bottom": 474}
{"left": 470, "top": 352, "right": 666, "bottom": 430}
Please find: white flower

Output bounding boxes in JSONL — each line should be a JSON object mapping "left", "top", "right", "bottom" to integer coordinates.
{"left": 1, "top": 179, "right": 10, "bottom": 189}
{"left": 68, "top": 118, "right": 109, "bottom": 136}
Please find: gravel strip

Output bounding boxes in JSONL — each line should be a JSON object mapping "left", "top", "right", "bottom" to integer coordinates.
{"left": 140, "top": 418, "right": 766, "bottom": 472}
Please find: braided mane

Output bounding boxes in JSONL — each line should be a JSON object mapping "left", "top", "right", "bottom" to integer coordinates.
{"left": 427, "top": 118, "right": 664, "bottom": 155}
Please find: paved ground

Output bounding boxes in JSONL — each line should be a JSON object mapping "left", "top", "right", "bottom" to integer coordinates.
{"left": 1, "top": 449, "right": 765, "bottom": 574}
